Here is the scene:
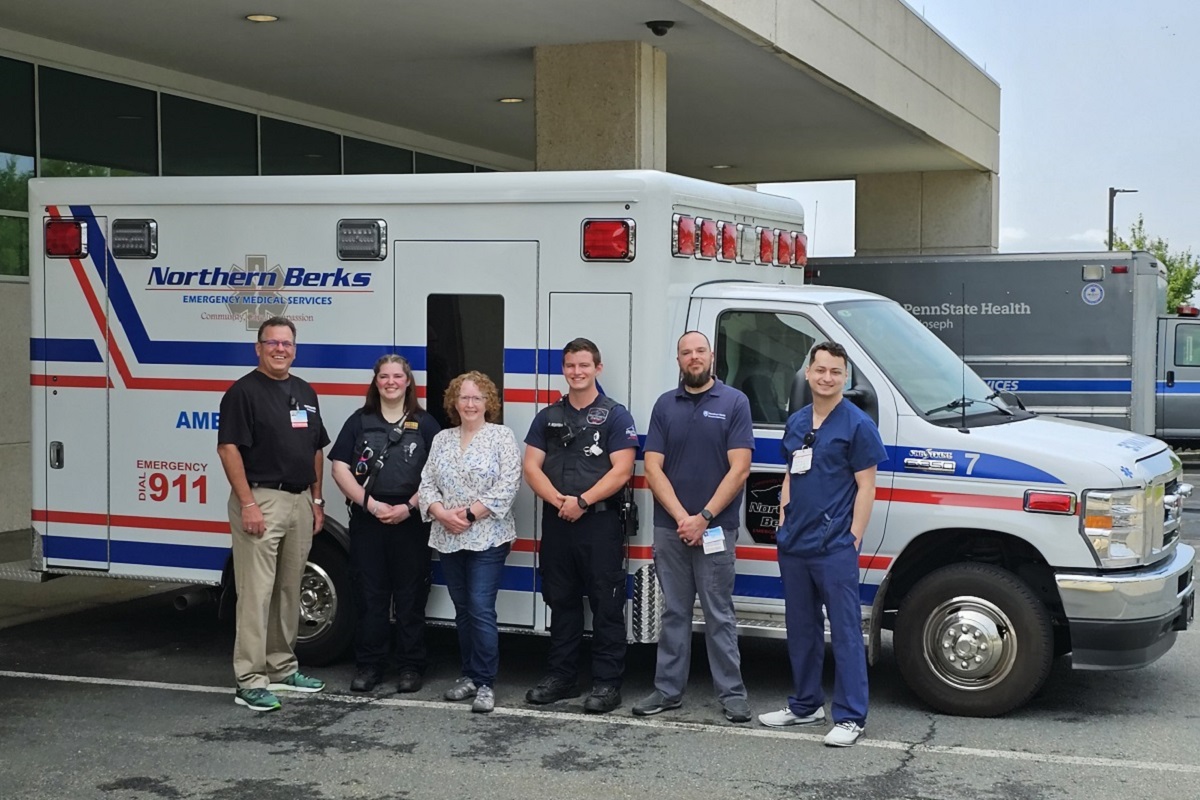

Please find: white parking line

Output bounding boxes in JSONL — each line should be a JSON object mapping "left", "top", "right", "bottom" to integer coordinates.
{"left": 5, "top": 668, "right": 1199, "bottom": 775}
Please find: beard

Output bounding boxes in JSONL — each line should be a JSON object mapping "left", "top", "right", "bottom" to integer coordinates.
{"left": 681, "top": 366, "right": 712, "bottom": 389}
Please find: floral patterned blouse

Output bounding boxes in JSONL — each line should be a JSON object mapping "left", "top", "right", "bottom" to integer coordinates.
{"left": 419, "top": 422, "right": 522, "bottom": 553}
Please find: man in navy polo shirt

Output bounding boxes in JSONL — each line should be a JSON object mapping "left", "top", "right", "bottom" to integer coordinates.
{"left": 633, "top": 331, "right": 755, "bottom": 723}
{"left": 759, "top": 340, "right": 886, "bottom": 748}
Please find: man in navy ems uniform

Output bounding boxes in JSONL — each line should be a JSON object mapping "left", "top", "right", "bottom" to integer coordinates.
{"left": 759, "top": 340, "right": 886, "bottom": 747}
{"left": 217, "top": 316, "right": 329, "bottom": 712}
{"left": 523, "top": 338, "right": 638, "bottom": 714}
{"left": 634, "top": 331, "right": 755, "bottom": 723}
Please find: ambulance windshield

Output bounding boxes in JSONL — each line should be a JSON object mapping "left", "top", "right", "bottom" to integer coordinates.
{"left": 830, "top": 299, "right": 1021, "bottom": 425}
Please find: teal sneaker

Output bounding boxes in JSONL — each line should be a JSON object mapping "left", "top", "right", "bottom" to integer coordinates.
{"left": 268, "top": 671, "right": 325, "bottom": 693}
{"left": 234, "top": 687, "right": 281, "bottom": 712}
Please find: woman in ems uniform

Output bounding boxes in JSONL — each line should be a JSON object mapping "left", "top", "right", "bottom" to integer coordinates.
{"left": 331, "top": 355, "right": 440, "bottom": 694}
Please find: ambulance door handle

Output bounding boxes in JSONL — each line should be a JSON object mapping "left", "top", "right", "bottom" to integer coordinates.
{"left": 49, "top": 441, "right": 64, "bottom": 470}
{"left": 1167, "top": 370, "right": 1176, "bottom": 388}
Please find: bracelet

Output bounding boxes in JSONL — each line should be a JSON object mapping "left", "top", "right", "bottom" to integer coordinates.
{"left": 242, "top": 502, "right": 257, "bottom": 509}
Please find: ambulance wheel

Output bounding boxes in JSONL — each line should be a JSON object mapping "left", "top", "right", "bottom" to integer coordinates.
{"left": 295, "top": 536, "right": 354, "bottom": 666}
{"left": 895, "top": 563, "right": 1053, "bottom": 717}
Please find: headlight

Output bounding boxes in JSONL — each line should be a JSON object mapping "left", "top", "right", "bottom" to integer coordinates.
{"left": 1081, "top": 487, "right": 1147, "bottom": 568}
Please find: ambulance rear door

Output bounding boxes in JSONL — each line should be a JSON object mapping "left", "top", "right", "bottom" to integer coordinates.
{"left": 38, "top": 212, "right": 111, "bottom": 571}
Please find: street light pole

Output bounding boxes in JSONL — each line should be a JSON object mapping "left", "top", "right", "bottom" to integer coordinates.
{"left": 1108, "top": 187, "right": 1138, "bottom": 250}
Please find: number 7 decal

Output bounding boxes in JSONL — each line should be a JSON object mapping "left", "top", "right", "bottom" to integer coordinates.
{"left": 964, "top": 452, "right": 981, "bottom": 475}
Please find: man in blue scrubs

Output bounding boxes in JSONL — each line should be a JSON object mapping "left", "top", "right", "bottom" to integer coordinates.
{"left": 759, "top": 340, "right": 886, "bottom": 747}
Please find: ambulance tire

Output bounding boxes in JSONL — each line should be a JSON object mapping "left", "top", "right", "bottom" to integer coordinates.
{"left": 895, "top": 563, "right": 1053, "bottom": 717}
{"left": 295, "top": 536, "right": 354, "bottom": 666}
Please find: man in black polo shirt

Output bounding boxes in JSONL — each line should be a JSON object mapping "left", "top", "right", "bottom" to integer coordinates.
{"left": 217, "top": 316, "right": 330, "bottom": 712}
{"left": 523, "top": 338, "right": 638, "bottom": 714}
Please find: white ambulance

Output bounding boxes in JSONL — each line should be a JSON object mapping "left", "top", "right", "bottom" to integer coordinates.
{"left": 15, "top": 170, "right": 1194, "bottom": 716}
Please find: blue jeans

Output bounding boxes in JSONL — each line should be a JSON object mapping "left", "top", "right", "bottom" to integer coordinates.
{"left": 440, "top": 542, "right": 510, "bottom": 687}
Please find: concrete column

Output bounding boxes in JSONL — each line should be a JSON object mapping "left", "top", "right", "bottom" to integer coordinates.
{"left": 855, "top": 170, "right": 999, "bottom": 255}
{"left": 534, "top": 41, "right": 666, "bottom": 171}
{"left": 0, "top": 281, "right": 31, "bottom": 533}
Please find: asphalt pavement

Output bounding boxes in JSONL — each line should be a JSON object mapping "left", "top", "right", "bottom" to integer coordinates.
{"left": 1, "top": 475, "right": 1199, "bottom": 799}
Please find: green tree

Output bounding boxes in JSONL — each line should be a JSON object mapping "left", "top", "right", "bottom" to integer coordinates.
{"left": 1112, "top": 215, "right": 1199, "bottom": 311}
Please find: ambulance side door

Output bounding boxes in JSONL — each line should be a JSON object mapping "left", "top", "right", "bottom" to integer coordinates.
{"left": 393, "top": 239, "right": 539, "bottom": 629}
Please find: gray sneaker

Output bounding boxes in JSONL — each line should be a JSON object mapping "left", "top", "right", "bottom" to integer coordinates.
{"left": 472, "top": 685, "right": 495, "bottom": 713}
{"left": 444, "top": 676, "right": 478, "bottom": 701}
{"left": 631, "top": 690, "right": 683, "bottom": 717}
{"left": 758, "top": 706, "right": 826, "bottom": 727}
{"left": 722, "top": 697, "right": 752, "bottom": 723}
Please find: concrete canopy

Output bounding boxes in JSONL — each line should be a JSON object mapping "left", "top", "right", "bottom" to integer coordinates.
{"left": 0, "top": 0, "right": 998, "bottom": 185}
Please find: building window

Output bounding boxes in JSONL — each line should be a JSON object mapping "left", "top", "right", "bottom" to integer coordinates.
{"left": 162, "top": 94, "right": 258, "bottom": 176}
{"left": 344, "top": 137, "right": 414, "bottom": 174}
{"left": 415, "top": 152, "right": 473, "bottom": 173}
{"left": 261, "top": 118, "right": 340, "bottom": 175}
{"left": 425, "top": 294, "right": 505, "bottom": 428}
{"left": 39, "top": 67, "right": 157, "bottom": 177}
{"left": 716, "top": 310, "right": 825, "bottom": 425}
{"left": 0, "top": 56, "right": 35, "bottom": 213}
{"left": 0, "top": 216, "right": 28, "bottom": 276}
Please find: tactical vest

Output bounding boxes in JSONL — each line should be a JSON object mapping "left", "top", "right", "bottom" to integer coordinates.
{"left": 542, "top": 395, "right": 619, "bottom": 499}
{"left": 355, "top": 412, "right": 427, "bottom": 499}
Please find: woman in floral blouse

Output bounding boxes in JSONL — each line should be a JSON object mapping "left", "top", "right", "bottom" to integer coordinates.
{"left": 418, "top": 371, "right": 521, "bottom": 713}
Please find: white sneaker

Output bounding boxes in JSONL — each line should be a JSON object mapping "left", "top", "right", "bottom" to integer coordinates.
{"left": 758, "top": 706, "right": 826, "bottom": 727}
{"left": 824, "top": 721, "right": 864, "bottom": 747}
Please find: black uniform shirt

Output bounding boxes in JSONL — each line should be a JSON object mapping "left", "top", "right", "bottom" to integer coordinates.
{"left": 218, "top": 369, "right": 330, "bottom": 486}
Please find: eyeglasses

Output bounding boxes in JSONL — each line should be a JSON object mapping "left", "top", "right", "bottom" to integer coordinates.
{"left": 803, "top": 430, "right": 817, "bottom": 447}
{"left": 354, "top": 446, "right": 375, "bottom": 477}
{"left": 459, "top": 396, "right": 485, "bottom": 405}
{"left": 260, "top": 339, "right": 295, "bottom": 350}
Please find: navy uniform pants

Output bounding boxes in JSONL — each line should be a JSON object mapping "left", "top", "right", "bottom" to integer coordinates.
{"left": 349, "top": 505, "right": 432, "bottom": 674}
{"left": 539, "top": 506, "right": 627, "bottom": 687}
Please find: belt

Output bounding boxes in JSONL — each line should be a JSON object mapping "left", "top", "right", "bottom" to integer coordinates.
{"left": 250, "top": 482, "right": 308, "bottom": 494}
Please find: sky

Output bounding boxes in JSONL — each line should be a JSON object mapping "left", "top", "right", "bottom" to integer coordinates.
{"left": 761, "top": 0, "right": 1200, "bottom": 259}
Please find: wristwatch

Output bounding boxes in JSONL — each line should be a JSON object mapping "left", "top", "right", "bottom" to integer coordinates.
{"left": 465, "top": 507, "right": 477, "bottom": 523}
{"left": 577, "top": 495, "right": 590, "bottom": 510}
{"left": 406, "top": 502, "right": 418, "bottom": 516}
{"left": 312, "top": 498, "right": 326, "bottom": 508}
{"left": 699, "top": 508, "right": 714, "bottom": 522}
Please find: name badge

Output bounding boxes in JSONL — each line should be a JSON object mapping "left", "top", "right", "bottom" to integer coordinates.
{"left": 290, "top": 408, "right": 309, "bottom": 429}
{"left": 702, "top": 526, "right": 726, "bottom": 555}
{"left": 791, "top": 448, "right": 812, "bottom": 474}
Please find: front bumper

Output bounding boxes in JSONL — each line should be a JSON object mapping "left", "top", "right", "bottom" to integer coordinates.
{"left": 1055, "top": 543, "right": 1195, "bottom": 670}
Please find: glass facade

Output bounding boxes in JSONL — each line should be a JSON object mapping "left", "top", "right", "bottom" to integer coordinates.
{"left": 0, "top": 54, "right": 492, "bottom": 276}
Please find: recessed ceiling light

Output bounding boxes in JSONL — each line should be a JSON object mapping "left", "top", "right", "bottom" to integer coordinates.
{"left": 711, "top": 164, "right": 733, "bottom": 170}
{"left": 245, "top": 14, "right": 279, "bottom": 23}
{"left": 498, "top": 97, "right": 525, "bottom": 104}
{"left": 304, "top": 153, "right": 323, "bottom": 159}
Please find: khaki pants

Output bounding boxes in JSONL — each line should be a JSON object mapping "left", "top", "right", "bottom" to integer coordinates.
{"left": 228, "top": 488, "right": 314, "bottom": 689}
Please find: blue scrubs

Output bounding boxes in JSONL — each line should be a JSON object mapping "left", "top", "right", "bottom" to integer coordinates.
{"left": 778, "top": 399, "right": 886, "bottom": 725}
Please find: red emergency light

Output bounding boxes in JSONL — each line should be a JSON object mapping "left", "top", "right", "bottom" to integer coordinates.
{"left": 775, "top": 230, "right": 795, "bottom": 266}
{"left": 717, "top": 221, "right": 737, "bottom": 261}
{"left": 1177, "top": 305, "right": 1200, "bottom": 317}
{"left": 696, "top": 218, "right": 718, "bottom": 260}
{"left": 45, "top": 218, "right": 87, "bottom": 258}
{"left": 581, "top": 219, "right": 635, "bottom": 261}
{"left": 1023, "top": 490, "right": 1076, "bottom": 515}
{"left": 672, "top": 214, "right": 696, "bottom": 257}
{"left": 756, "top": 227, "right": 775, "bottom": 266}
{"left": 794, "top": 232, "right": 809, "bottom": 266}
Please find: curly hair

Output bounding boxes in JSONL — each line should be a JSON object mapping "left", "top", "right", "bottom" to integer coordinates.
{"left": 443, "top": 371, "right": 502, "bottom": 426}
